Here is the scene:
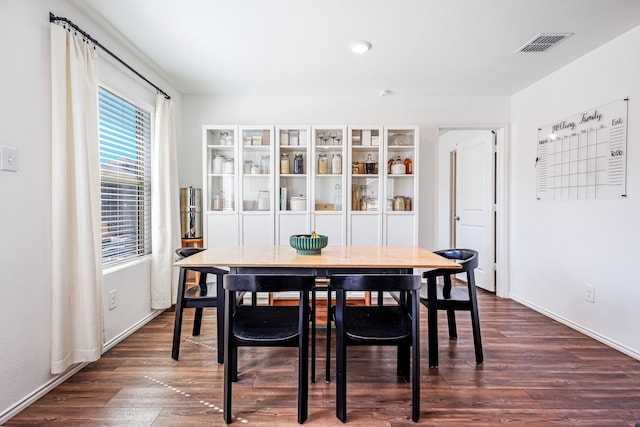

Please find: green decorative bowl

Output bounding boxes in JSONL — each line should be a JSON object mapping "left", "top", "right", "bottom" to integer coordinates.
{"left": 290, "top": 234, "right": 328, "bottom": 255}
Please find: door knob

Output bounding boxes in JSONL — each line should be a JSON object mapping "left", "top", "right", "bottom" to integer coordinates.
{"left": 454, "top": 216, "right": 460, "bottom": 221}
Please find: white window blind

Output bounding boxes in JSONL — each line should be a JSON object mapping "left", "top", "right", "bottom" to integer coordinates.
{"left": 99, "top": 88, "right": 152, "bottom": 266}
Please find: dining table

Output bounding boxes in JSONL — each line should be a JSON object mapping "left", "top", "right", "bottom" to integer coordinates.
{"left": 173, "top": 244, "right": 461, "bottom": 364}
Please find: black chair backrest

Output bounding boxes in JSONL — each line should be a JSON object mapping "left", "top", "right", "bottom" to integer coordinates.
{"left": 330, "top": 274, "right": 421, "bottom": 292}
{"left": 175, "top": 247, "right": 206, "bottom": 261}
{"left": 424, "top": 249, "right": 478, "bottom": 278}
{"left": 224, "top": 274, "right": 315, "bottom": 293}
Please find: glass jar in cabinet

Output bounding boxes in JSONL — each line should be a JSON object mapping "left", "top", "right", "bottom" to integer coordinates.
{"left": 318, "top": 153, "right": 329, "bottom": 174}
{"left": 280, "top": 153, "right": 290, "bottom": 174}
{"left": 332, "top": 153, "right": 342, "bottom": 174}
{"left": 294, "top": 153, "right": 304, "bottom": 174}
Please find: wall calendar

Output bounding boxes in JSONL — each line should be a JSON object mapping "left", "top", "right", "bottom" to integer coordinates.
{"left": 536, "top": 98, "right": 628, "bottom": 200}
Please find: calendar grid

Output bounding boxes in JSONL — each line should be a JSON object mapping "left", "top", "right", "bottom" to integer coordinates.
{"left": 536, "top": 99, "right": 628, "bottom": 200}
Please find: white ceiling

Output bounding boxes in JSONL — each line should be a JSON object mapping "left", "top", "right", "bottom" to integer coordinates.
{"left": 75, "top": 0, "right": 640, "bottom": 97}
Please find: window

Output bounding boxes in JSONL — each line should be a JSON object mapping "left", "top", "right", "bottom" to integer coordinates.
{"left": 99, "top": 88, "right": 152, "bottom": 266}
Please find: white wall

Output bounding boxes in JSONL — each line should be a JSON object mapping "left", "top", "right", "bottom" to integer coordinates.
{"left": 0, "top": 0, "right": 181, "bottom": 421}
{"left": 180, "top": 95, "right": 510, "bottom": 248}
{"left": 510, "top": 26, "right": 640, "bottom": 358}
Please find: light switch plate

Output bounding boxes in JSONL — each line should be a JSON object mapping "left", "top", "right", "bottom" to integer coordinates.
{"left": 1, "top": 146, "right": 18, "bottom": 172}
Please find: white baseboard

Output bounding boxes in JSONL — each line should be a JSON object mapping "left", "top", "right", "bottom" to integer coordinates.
{"left": 510, "top": 295, "right": 640, "bottom": 361}
{"left": 0, "top": 309, "right": 165, "bottom": 425}
{"left": 103, "top": 309, "right": 164, "bottom": 352}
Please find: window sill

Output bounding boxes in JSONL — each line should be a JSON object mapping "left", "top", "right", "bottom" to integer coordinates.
{"left": 103, "top": 255, "right": 152, "bottom": 276}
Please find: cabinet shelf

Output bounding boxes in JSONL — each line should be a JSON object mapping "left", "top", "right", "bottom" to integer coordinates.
{"left": 315, "top": 145, "right": 343, "bottom": 150}
{"left": 388, "top": 145, "right": 415, "bottom": 150}
{"left": 352, "top": 146, "right": 380, "bottom": 150}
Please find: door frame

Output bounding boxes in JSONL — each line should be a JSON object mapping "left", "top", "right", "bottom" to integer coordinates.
{"left": 435, "top": 124, "right": 510, "bottom": 298}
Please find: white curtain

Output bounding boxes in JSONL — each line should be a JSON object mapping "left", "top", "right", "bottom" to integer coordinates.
{"left": 151, "top": 94, "right": 181, "bottom": 309}
{"left": 50, "top": 24, "right": 103, "bottom": 374}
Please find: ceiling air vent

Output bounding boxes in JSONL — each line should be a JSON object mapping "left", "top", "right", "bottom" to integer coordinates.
{"left": 516, "top": 33, "right": 573, "bottom": 53}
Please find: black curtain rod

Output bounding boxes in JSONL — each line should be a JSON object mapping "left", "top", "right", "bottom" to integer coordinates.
{"left": 49, "top": 12, "right": 171, "bottom": 100}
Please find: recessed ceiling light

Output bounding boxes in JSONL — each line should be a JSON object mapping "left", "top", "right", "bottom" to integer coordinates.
{"left": 349, "top": 40, "right": 372, "bottom": 54}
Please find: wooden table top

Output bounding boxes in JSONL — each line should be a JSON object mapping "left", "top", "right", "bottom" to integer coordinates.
{"left": 174, "top": 245, "right": 461, "bottom": 270}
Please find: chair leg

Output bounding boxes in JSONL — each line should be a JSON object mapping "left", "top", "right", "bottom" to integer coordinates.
{"left": 193, "top": 272, "right": 209, "bottom": 336}
{"left": 442, "top": 275, "right": 458, "bottom": 339}
{"left": 311, "top": 288, "right": 316, "bottom": 384}
{"left": 412, "top": 346, "right": 420, "bottom": 422}
{"left": 171, "top": 268, "right": 188, "bottom": 360}
{"left": 216, "top": 274, "right": 225, "bottom": 364}
{"left": 298, "top": 293, "right": 310, "bottom": 424}
{"left": 446, "top": 309, "right": 458, "bottom": 339}
{"left": 223, "top": 346, "right": 233, "bottom": 424}
{"left": 427, "top": 276, "right": 440, "bottom": 368}
{"left": 325, "top": 286, "right": 332, "bottom": 383}
{"left": 411, "top": 289, "right": 420, "bottom": 422}
{"left": 231, "top": 345, "right": 238, "bottom": 382}
{"left": 192, "top": 308, "right": 203, "bottom": 336}
{"left": 223, "top": 290, "right": 233, "bottom": 424}
{"left": 397, "top": 344, "right": 410, "bottom": 381}
{"left": 467, "top": 271, "right": 484, "bottom": 364}
{"left": 335, "top": 291, "right": 347, "bottom": 423}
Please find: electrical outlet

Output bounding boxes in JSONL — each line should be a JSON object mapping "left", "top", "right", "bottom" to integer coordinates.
{"left": 585, "top": 284, "right": 595, "bottom": 303}
{"left": 0, "top": 146, "right": 19, "bottom": 172}
{"left": 109, "top": 289, "right": 118, "bottom": 310}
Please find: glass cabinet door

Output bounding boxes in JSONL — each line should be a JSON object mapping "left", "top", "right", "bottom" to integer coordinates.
{"left": 349, "top": 126, "right": 383, "bottom": 212}
{"left": 384, "top": 127, "right": 417, "bottom": 212}
{"left": 311, "top": 126, "right": 347, "bottom": 244}
{"left": 204, "top": 126, "right": 237, "bottom": 212}
{"left": 348, "top": 126, "right": 383, "bottom": 245}
{"left": 239, "top": 126, "right": 273, "bottom": 212}
{"left": 275, "top": 126, "right": 311, "bottom": 244}
{"left": 276, "top": 126, "right": 310, "bottom": 212}
{"left": 384, "top": 126, "right": 419, "bottom": 246}
{"left": 239, "top": 126, "right": 274, "bottom": 245}
{"left": 312, "top": 126, "right": 346, "bottom": 212}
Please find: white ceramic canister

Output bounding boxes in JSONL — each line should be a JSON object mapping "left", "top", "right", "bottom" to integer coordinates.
{"left": 391, "top": 162, "right": 406, "bottom": 175}
{"left": 223, "top": 158, "right": 234, "bottom": 174}
{"left": 257, "top": 190, "right": 270, "bottom": 211}
{"left": 212, "top": 154, "right": 225, "bottom": 174}
{"left": 290, "top": 195, "right": 306, "bottom": 211}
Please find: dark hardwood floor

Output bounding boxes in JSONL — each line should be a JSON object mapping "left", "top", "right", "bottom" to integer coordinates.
{"left": 7, "top": 290, "right": 640, "bottom": 426}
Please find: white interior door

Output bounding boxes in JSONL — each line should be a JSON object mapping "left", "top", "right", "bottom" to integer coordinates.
{"left": 455, "top": 132, "right": 495, "bottom": 292}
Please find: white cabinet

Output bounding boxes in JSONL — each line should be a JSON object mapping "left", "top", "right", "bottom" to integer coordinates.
{"left": 311, "top": 126, "right": 347, "bottom": 245}
{"left": 203, "top": 125, "right": 275, "bottom": 247}
{"left": 239, "top": 126, "right": 274, "bottom": 245}
{"left": 275, "top": 126, "right": 311, "bottom": 244}
{"left": 384, "top": 126, "right": 419, "bottom": 246}
{"left": 204, "top": 124, "right": 418, "bottom": 248}
{"left": 203, "top": 125, "right": 238, "bottom": 247}
{"left": 347, "top": 125, "right": 383, "bottom": 245}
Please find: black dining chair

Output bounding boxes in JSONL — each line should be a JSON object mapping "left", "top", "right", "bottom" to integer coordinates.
{"left": 330, "top": 274, "right": 421, "bottom": 423}
{"left": 172, "top": 247, "right": 227, "bottom": 363}
{"left": 421, "top": 248, "right": 483, "bottom": 368}
{"left": 223, "top": 274, "right": 315, "bottom": 424}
